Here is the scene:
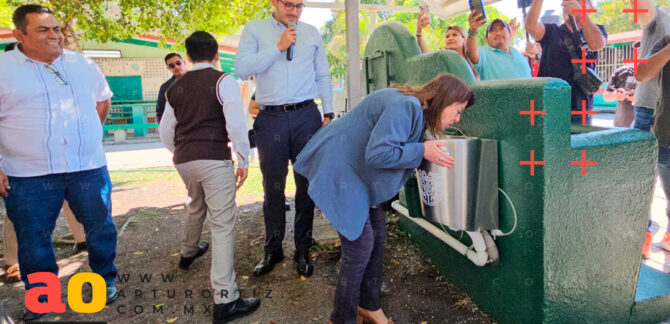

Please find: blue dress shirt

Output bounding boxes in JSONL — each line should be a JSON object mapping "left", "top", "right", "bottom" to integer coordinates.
{"left": 235, "top": 15, "right": 333, "bottom": 113}
{"left": 294, "top": 88, "right": 425, "bottom": 240}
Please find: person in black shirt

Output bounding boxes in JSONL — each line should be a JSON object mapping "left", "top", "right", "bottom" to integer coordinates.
{"left": 525, "top": 0, "right": 607, "bottom": 125}
{"left": 156, "top": 52, "right": 188, "bottom": 122}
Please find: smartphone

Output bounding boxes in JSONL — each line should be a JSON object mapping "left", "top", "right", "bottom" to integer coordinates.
{"left": 419, "top": 3, "right": 431, "bottom": 25}
{"left": 468, "top": 0, "right": 487, "bottom": 22}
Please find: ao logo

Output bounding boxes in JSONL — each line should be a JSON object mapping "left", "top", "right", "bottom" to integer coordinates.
{"left": 417, "top": 169, "right": 442, "bottom": 206}
{"left": 24, "top": 272, "right": 107, "bottom": 314}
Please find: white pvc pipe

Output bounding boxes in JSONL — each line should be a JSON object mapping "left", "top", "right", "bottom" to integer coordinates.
{"left": 465, "top": 231, "right": 488, "bottom": 266}
{"left": 391, "top": 201, "right": 489, "bottom": 266}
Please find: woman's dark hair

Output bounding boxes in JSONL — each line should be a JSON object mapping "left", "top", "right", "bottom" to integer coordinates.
{"left": 390, "top": 73, "right": 475, "bottom": 137}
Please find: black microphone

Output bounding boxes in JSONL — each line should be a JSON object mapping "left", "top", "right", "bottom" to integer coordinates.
{"left": 287, "top": 21, "right": 296, "bottom": 61}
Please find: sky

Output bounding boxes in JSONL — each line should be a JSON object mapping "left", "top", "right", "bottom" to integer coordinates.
{"left": 300, "top": 0, "right": 570, "bottom": 31}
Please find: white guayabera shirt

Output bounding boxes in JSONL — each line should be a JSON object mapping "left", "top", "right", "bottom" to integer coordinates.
{"left": 0, "top": 48, "right": 113, "bottom": 177}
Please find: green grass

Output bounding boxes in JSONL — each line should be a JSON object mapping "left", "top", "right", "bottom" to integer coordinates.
{"left": 110, "top": 163, "right": 296, "bottom": 198}
{"left": 238, "top": 163, "right": 297, "bottom": 198}
{"left": 109, "top": 167, "right": 179, "bottom": 187}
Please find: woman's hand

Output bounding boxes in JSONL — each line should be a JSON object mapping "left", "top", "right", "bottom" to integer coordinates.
{"left": 424, "top": 140, "right": 454, "bottom": 168}
{"left": 417, "top": 13, "right": 430, "bottom": 33}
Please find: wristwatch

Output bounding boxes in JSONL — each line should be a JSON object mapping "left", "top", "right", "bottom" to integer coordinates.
{"left": 323, "top": 113, "right": 335, "bottom": 120}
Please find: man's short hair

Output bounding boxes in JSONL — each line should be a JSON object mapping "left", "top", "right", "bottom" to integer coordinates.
{"left": 4, "top": 42, "right": 17, "bottom": 52}
{"left": 164, "top": 52, "right": 182, "bottom": 63}
{"left": 12, "top": 4, "right": 53, "bottom": 33}
{"left": 185, "top": 31, "right": 219, "bottom": 62}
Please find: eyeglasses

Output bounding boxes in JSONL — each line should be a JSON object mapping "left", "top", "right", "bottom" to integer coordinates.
{"left": 44, "top": 64, "right": 68, "bottom": 86}
{"left": 167, "top": 60, "right": 184, "bottom": 69}
{"left": 277, "top": 0, "right": 305, "bottom": 10}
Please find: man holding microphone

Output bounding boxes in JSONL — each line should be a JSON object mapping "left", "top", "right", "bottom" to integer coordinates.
{"left": 235, "top": 0, "right": 333, "bottom": 278}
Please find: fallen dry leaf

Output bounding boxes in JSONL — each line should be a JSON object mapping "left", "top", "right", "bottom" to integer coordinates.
{"left": 167, "top": 317, "right": 178, "bottom": 323}
{"left": 172, "top": 253, "right": 179, "bottom": 257}
{"left": 241, "top": 276, "right": 249, "bottom": 280}
{"left": 133, "top": 251, "right": 144, "bottom": 255}
{"left": 300, "top": 275, "right": 307, "bottom": 281}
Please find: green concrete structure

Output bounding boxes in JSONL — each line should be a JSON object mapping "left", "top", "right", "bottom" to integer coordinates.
{"left": 364, "top": 22, "right": 670, "bottom": 323}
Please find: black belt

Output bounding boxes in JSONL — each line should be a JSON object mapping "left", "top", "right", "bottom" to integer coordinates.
{"left": 261, "top": 99, "right": 314, "bottom": 112}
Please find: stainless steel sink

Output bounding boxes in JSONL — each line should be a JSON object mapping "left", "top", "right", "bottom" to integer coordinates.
{"left": 416, "top": 136, "right": 499, "bottom": 231}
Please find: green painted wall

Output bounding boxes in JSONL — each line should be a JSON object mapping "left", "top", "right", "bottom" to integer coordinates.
{"left": 366, "top": 22, "right": 664, "bottom": 323}
{"left": 107, "top": 76, "right": 143, "bottom": 101}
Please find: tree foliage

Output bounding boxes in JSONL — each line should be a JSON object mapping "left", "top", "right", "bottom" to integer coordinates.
{"left": 0, "top": 0, "right": 12, "bottom": 28}
{"left": 592, "top": 0, "right": 670, "bottom": 34}
{"left": 0, "top": 0, "right": 271, "bottom": 45}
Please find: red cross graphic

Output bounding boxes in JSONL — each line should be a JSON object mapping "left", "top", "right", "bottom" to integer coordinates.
{"left": 623, "top": 48, "right": 648, "bottom": 74}
{"left": 571, "top": 100, "right": 597, "bottom": 125}
{"left": 520, "top": 150, "right": 545, "bottom": 176}
{"left": 571, "top": 150, "right": 597, "bottom": 176}
{"left": 623, "top": 0, "right": 649, "bottom": 24}
{"left": 571, "top": 48, "right": 597, "bottom": 74}
{"left": 520, "top": 100, "right": 545, "bottom": 126}
{"left": 570, "top": 0, "right": 598, "bottom": 24}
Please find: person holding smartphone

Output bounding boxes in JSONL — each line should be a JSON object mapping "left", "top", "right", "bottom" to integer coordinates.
{"left": 465, "top": 13, "right": 531, "bottom": 80}
{"left": 416, "top": 14, "right": 479, "bottom": 79}
{"left": 525, "top": 0, "right": 607, "bottom": 125}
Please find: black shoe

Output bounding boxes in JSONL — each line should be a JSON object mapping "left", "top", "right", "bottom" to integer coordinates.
{"left": 22, "top": 298, "right": 48, "bottom": 321}
{"left": 213, "top": 297, "right": 260, "bottom": 324}
{"left": 295, "top": 249, "right": 314, "bottom": 277}
{"left": 252, "top": 252, "right": 284, "bottom": 277}
{"left": 106, "top": 285, "right": 119, "bottom": 305}
{"left": 21, "top": 308, "right": 46, "bottom": 321}
{"left": 179, "top": 241, "right": 210, "bottom": 270}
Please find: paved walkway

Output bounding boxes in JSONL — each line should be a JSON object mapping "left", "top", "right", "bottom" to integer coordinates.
{"left": 104, "top": 141, "right": 174, "bottom": 171}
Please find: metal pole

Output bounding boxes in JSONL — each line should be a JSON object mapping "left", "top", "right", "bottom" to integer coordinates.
{"left": 345, "top": 0, "right": 362, "bottom": 108}
{"left": 522, "top": 6, "right": 533, "bottom": 68}
{"left": 370, "top": 10, "right": 376, "bottom": 29}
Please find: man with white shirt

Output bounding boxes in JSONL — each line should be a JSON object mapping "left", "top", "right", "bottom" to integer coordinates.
{"left": 159, "top": 31, "right": 259, "bottom": 323}
{"left": 235, "top": 0, "right": 333, "bottom": 278}
{"left": 0, "top": 4, "right": 118, "bottom": 320}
